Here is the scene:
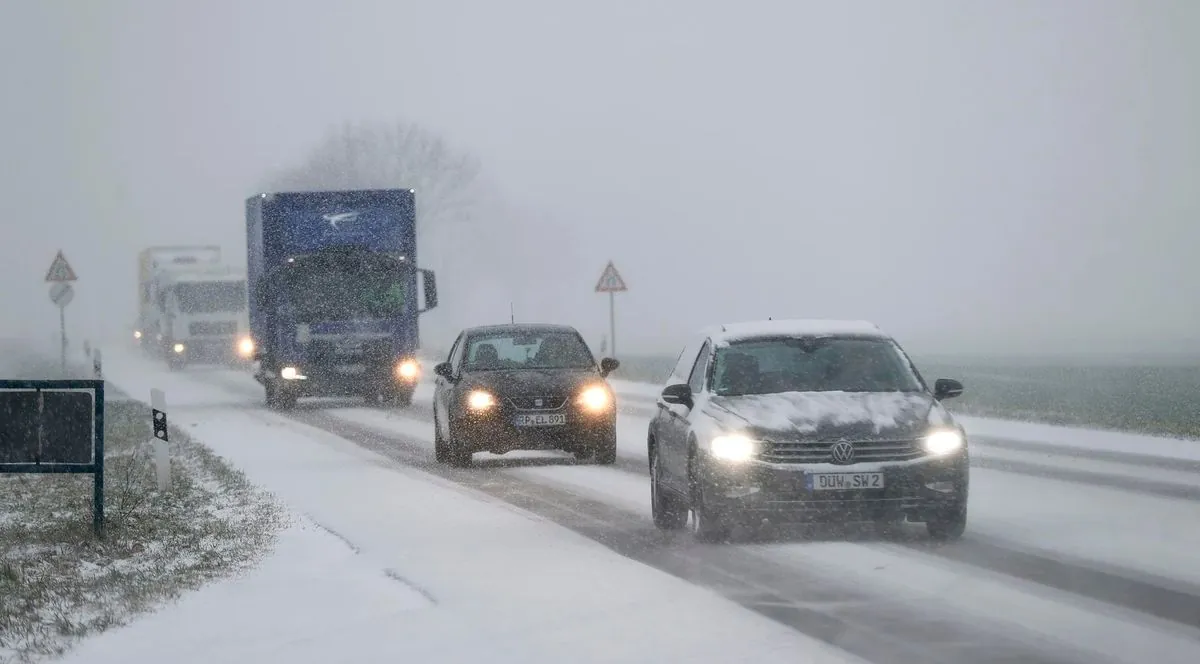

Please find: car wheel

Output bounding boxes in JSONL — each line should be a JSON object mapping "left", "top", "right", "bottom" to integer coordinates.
{"left": 446, "top": 418, "right": 473, "bottom": 468}
{"left": 688, "top": 454, "right": 732, "bottom": 543}
{"left": 650, "top": 446, "right": 687, "bottom": 531}
{"left": 433, "top": 411, "right": 450, "bottom": 463}
{"left": 926, "top": 502, "right": 967, "bottom": 542}
{"left": 266, "top": 383, "right": 297, "bottom": 411}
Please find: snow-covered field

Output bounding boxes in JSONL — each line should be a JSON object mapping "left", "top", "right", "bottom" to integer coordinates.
{"left": 62, "top": 346, "right": 1200, "bottom": 663}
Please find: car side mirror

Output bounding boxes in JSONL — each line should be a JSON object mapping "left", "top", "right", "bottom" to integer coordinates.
{"left": 434, "top": 362, "right": 454, "bottom": 380}
{"left": 660, "top": 383, "right": 693, "bottom": 408}
{"left": 419, "top": 269, "right": 438, "bottom": 313}
{"left": 599, "top": 357, "right": 620, "bottom": 377}
{"left": 934, "top": 378, "right": 964, "bottom": 401}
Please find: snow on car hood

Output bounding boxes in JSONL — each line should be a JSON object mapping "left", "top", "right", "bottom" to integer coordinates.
{"left": 705, "top": 390, "right": 940, "bottom": 441}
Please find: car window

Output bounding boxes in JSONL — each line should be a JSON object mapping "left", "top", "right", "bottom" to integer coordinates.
{"left": 710, "top": 336, "right": 924, "bottom": 396}
{"left": 687, "top": 340, "right": 711, "bottom": 393}
{"left": 667, "top": 334, "right": 708, "bottom": 385}
{"left": 447, "top": 333, "right": 465, "bottom": 371}
{"left": 463, "top": 329, "right": 596, "bottom": 371}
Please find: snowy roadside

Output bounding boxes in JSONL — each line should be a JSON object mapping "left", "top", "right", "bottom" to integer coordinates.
{"left": 0, "top": 393, "right": 283, "bottom": 663}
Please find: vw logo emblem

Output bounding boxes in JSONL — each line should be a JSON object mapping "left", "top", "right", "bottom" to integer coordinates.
{"left": 534, "top": 398, "right": 543, "bottom": 407}
{"left": 830, "top": 441, "right": 855, "bottom": 465}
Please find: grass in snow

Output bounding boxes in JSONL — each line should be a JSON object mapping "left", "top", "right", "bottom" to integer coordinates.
{"left": 0, "top": 399, "right": 283, "bottom": 663}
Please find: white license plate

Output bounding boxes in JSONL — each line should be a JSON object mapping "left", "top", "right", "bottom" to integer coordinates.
{"left": 513, "top": 413, "right": 567, "bottom": 427}
{"left": 807, "top": 472, "right": 885, "bottom": 491}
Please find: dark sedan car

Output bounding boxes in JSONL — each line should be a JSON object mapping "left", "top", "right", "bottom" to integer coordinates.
{"left": 432, "top": 323, "right": 621, "bottom": 468}
{"left": 648, "top": 319, "right": 969, "bottom": 542}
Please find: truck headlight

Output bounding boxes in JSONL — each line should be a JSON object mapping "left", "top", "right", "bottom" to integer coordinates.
{"left": 237, "top": 337, "right": 255, "bottom": 357}
{"left": 133, "top": 330, "right": 142, "bottom": 340}
{"left": 280, "top": 366, "right": 307, "bottom": 380}
{"left": 924, "top": 430, "right": 964, "bottom": 455}
{"left": 710, "top": 434, "right": 758, "bottom": 462}
{"left": 467, "top": 390, "right": 495, "bottom": 411}
{"left": 395, "top": 359, "right": 420, "bottom": 381}
{"left": 576, "top": 385, "right": 611, "bottom": 412}
{"left": 172, "top": 343, "right": 185, "bottom": 354}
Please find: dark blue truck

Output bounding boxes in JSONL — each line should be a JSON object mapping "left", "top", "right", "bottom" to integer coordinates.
{"left": 245, "top": 189, "right": 437, "bottom": 410}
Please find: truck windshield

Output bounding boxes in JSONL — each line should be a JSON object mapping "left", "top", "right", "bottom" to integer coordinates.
{"left": 285, "top": 251, "right": 408, "bottom": 323}
{"left": 175, "top": 281, "right": 246, "bottom": 314}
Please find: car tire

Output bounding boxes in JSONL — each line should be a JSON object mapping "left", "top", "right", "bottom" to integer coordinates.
{"left": 926, "top": 502, "right": 967, "bottom": 542}
{"left": 650, "top": 446, "right": 687, "bottom": 531}
{"left": 265, "top": 383, "right": 297, "bottom": 411}
{"left": 575, "top": 430, "right": 617, "bottom": 465}
{"left": 688, "top": 454, "right": 732, "bottom": 543}
{"left": 446, "top": 418, "right": 473, "bottom": 468}
{"left": 433, "top": 411, "right": 450, "bottom": 463}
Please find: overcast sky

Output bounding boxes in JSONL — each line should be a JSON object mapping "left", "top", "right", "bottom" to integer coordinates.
{"left": 1, "top": 0, "right": 1197, "bottom": 357}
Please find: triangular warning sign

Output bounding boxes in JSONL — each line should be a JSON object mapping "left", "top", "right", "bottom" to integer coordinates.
{"left": 594, "top": 261, "right": 627, "bottom": 293}
{"left": 44, "top": 250, "right": 78, "bottom": 282}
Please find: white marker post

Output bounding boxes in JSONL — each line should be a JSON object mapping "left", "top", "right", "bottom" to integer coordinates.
{"left": 594, "top": 261, "right": 628, "bottom": 357}
{"left": 150, "top": 388, "right": 170, "bottom": 491}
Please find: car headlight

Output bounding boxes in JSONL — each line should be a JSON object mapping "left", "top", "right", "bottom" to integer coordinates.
{"left": 395, "top": 359, "right": 420, "bottom": 381}
{"left": 172, "top": 343, "right": 185, "bottom": 353}
{"left": 576, "top": 385, "right": 612, "bottom": 412}
{"left": 237, "top": 337, "right": 255, "bottom": 357}
{"left": 280, "top": 366, "right": 307, "bottom": 380}
{"left": 133, "top": 330, "right": 142, "bottom": 339}
{"left": 710, "top": 433, "right": 758, "bottom": 462}
{"left": 467, "top": 390, "right": 495, "bottom": 411}
{"left": 924, "top": 429, "right": 964, "bottom": 455}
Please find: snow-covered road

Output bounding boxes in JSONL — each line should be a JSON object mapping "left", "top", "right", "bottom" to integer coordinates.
{"left": 85, "top": 347, "right": 1200, "bottom": 663}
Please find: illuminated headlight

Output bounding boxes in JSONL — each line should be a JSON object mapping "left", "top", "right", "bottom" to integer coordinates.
{"left": 710, "top": 434, "right": 759, "bottom": 462}
{"left": 133, "top": 330, "right": 142, "bottom": 339}
{"left": 237, "top": 337, "right": 255, "bottom": 357}
{"left": 395, "top": 359, "right": 420, "bottom": 381}
{"left": 923, "top": 430, "right": 964, "bottom": 455}
{"left": 280, "top": 366, "right": 307, "bottom": 380}
{"left": 467, "top": 390, "right": 495, "bottom": 410}
{"left": 576, "top": 385, "right": 612, "bottom": 411}
{"left": 172, "top": 343, "right": 185, "bottom": 354}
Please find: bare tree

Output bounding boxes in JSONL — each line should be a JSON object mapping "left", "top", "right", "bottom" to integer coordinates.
{"left": 264, "top": 120, "right": 483, "bottom": 233}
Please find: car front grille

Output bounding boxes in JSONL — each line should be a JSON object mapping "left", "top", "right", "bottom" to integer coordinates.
{"left": 189, "top": 321, "right": 237, "bottom": 336}
{"left": 759, "top": 438, "right": 923, "bottom": 464}
{"left": 506, "top": 396, "right": 567, "bottom": 411}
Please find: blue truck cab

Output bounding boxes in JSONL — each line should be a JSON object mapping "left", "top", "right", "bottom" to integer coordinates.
{"left": 245, "top": 189, "right": 437, "bottom": 410}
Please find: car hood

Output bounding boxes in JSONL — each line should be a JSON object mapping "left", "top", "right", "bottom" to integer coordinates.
{"left": 704, "top": 390, "right": 946, "bottom": 442}
{"left": 462, "top": 368, "right": 606, "bottom": 396}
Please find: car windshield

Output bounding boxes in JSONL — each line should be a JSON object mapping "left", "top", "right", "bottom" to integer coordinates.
{"left": 710, "top": 336, "right": 925, "bottom": 396}
{"left": 464, "top": 330, "right": 596, "bottom": 371}
{"left": 175, "top": 281, "right": 246, "bottom": 314}
{"left": 283, "top": 250, "right": 408, "bottom": 323}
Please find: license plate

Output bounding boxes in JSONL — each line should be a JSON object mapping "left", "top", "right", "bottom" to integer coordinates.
{"left": 807, "top": 472, "right": 885, "bottom": 491}
{"left": 513, "top": 413, "right": 567, "bottom": 427}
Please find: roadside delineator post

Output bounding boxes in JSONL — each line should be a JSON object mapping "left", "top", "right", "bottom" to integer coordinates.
{"left": 150, "top": 388, "right": 170, "bottom": 491}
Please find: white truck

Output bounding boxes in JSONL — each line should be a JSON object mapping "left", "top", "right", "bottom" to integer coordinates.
{"left": 134, "top": 246, "right": 251, "bottom": 370}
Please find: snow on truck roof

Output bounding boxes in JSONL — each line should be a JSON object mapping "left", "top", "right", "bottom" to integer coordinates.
{"left": 707, "top": 319, "right": 887, "bottom": 345}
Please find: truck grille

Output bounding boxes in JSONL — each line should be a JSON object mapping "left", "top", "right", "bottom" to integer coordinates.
{"left": 189, "top": 321, "right": 237, "bottom": 336}
{"left": 759, "top": 438, "right": 923, "bottom": 464}
{"left": 507, "top": 396, "right": 567, "bottom": 411}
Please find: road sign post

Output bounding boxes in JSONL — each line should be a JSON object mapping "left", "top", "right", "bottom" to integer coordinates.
{"left": 0, "top": 379, "right": 106, "bottom": 537}
{"left": 594, "top": 261, "right": 628, "bottom": 357}
{"left": 46, "top": 251, "right": 79, "bottom": 375}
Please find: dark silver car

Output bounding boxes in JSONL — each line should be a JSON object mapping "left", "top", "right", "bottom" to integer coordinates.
{"left": 647, "top": 319, "right": 968, "bottom": 542}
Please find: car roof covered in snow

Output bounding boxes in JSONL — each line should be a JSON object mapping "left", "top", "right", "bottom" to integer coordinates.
{"left": 464, "top": 322, "right": 582, "bottom": 337}
{"left": 705, "top": 319, "right": 889, "bottom": 345}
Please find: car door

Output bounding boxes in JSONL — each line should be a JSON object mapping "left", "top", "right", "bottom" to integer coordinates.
{"left": 660, "top": 338, "right": 712, "bottom": 492}
{"left": 435, "top": 333, "right": 464, "bottom": 437}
